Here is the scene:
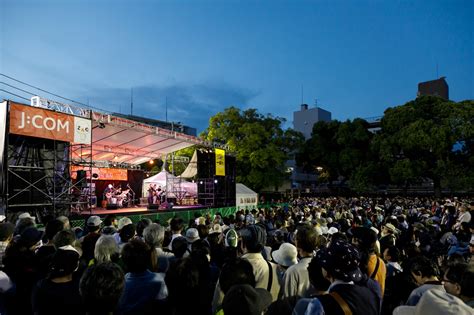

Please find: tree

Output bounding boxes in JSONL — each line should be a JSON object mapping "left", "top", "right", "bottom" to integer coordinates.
{"left": 202, "top": 107, "right": 304, "bottom": 191}
{"left": 377, "top": 96, "right": 473, "bottom": 195}
{"left": 296, "top": 118, "right": 375, "bottom": 192}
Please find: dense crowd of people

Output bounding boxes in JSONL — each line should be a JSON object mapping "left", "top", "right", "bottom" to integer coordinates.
{"left": 0, "top": 196, "right": 473, "bottom": 315}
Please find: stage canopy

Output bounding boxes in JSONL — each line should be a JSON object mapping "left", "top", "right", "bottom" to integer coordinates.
{"left": 72, "top": 111, "right": 204, "bottom": 166}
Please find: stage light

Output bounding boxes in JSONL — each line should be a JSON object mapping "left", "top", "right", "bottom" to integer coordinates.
{"left": 214, "top": 179, "right": 218, "bottom": 184}
{"left": 199, "top": 181, "right": 203, "bottom": 185}
{"left": 113, "top": 155, "right": 118, "bottom": 160}
{"left": 149, "top": 160, "right": 154, "bottom": 165}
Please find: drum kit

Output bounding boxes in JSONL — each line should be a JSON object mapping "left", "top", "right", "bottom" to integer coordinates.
{"left": 105, "top": 185, "right": 133, "bottom": 208}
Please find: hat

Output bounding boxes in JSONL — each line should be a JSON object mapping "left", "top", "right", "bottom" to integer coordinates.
{"left": 185, "top": 228, "right": 200, "bottom": 243}
{"left": 49, "top": 246, "right": 80, "bottom": 277}
{"left": 18, "top": 212, "right": 36, "bottom": 222}
{"left": 87, "top": 216, "right": 102, "bottom": 227}
{"left": 222, "top": 284, "right": 272, "bottom": 315}
{"left": 328, "top": 227, "right": 339, "bottom": 235}
{"left": 317, "top": 239, "right": 363, "bottom": 282}
{"left": 225, "top": 229, "right": 238, "bottom": 248}
{"left": 383, "top": 223, "right": 397, "bottom": 234}
{"left": 271, "top": 243, "right": 298, "bottom": 267}
{"left": 393, "top": 289, "right": 472, "bottom": 315}
{"left": 20, "top": 227, "right": 43, "bottom": 248}
{"left": 370, "top": 227, "right": 380, "bottom": 235}
{"left": 326, "top": 217, "right": 333, "bottom": 224}
{"left": 117, "top": 217, "right": 132, "bottom": 230}
{"left": 209, "top": 224, "right": 223, "bottom": 235}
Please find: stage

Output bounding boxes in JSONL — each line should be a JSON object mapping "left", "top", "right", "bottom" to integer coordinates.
{"left": 75, "top": 204, "right": 207, "bottom": 217}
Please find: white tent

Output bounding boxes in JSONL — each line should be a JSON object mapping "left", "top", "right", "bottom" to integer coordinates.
{"left": 142, "top": 170, "right": 197, "bottom": 198}
{"left": 179, "top": 150, "right": 198, "bottom": 179}
{"left": 236, "top": 183, "right": 258, "bottom": 209}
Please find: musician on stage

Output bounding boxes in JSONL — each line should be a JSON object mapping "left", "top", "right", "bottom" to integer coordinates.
{"left": 104, "top": 184, "right": 115, "bottom": 205}
{"left": 148, "top": 184, "right": 156, "bottom": 205}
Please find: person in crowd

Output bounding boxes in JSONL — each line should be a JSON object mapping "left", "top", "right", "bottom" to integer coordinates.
{"left": 167, "top": 217, "right": 184, "bottom": 250}
{"left": 185, "top": 227, "right": 200, "bottom": 252}
{"left": 442, "top": 262, "right": 474, "bottom": 307}
{"left": 31, "top": 245, "right": 83, "bottom": 315}
{"left": 294, "top": 239, "right": 381, "bottom": 315}
{"left": 393, "top": 288, "right": 472, "bottom": 315}
{"left": 352, "top": 226, "right": 387, "bottom": 295}
{"left": 80, "top": 262, "right": 125, "bottom": 315}
{"left": 113, "top": 217, "right": 133, "bottom": 244}
{"left": 0, "top": 222, "right": 14, "bottom": 268}
{"left": 91, "top": 235, "right": 120, "bottom": 265}
{"left": 143, "top": 223, "right": 174, "bottom": 272}
{"left": 57, "top": 215, "right": 71, "bottom": 230}
{"left": 405, "top": 255, "right": 444, "bottom": 305}
{"left": 118, "top": 223, "right": 136, "bottom": 251}
{"left": 165, "top": 253, "right": 213, "bottom": 315}
{"left": 3, "top": 226, "right": 43, "bottom": 315}
{"left": 454, "top": 204, "right": 471, "bottom": 231}
{"left": 382, "top": 246, "right": 405, "bottom": 314}
{"left": 222, "top": 284, "right": 273, "bottom": 315}
{"left": 14, "top": 216, "right": 36, "bottom": 236}
{"left": 36, "top": 218, "right": 64, "bottom": 279}
{"left": 53, "top": 229, "right": 78, "bottom": 249}
{"left": 379, "top": 223, "right": 398, "bottom": 254}
{"left": 118, "top": 239, "right": 167, "bottom": 315}
{"left": 212, "top": 224, "right": 281, "bottom": 313}
{"left": 101, "top": 214, "right": 118, "bottom": 235}
{"left": 80, "top": 216, "right": 102, "bottom": 264}
{"left": 271, "top": 242, "right": 298, "bottom": 283}
{"left": 280, "top": 224, "right": 318, "bottom": 298}
{"left": 135, "top": 218, "right": 152, "bottom": 241}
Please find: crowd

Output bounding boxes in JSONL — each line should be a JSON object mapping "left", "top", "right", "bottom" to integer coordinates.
{"left": 0, "top": 196, "right": 473, "bottom": 315}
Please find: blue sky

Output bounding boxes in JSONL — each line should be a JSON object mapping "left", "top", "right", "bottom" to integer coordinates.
{"left": 1, "top": 0, "right": 472, "bottom": 133}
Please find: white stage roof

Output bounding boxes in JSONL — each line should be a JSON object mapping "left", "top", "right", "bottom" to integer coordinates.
{"left": 72, "top": 111, "right": 204, "bottom": 165}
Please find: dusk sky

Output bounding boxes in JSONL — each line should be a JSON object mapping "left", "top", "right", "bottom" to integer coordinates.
{"left": 1, "top": 0, "right": 472, "bottom": 133}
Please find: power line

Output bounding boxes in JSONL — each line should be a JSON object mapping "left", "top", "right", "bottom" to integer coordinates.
{"left": 0, "top": 73, "right": 107, "bottom": 112}
{"left": 0, "top": 89, "right": 30, "bottom": 101}
{"left": 0, "top": 81, "right": 36, "bottom": 97}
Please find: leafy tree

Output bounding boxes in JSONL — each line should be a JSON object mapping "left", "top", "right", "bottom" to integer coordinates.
{"left": 202, "top": 107, "right": 304, "bottom": 191}
{"left": 296, "top": 118, "right": 374, "bottom": 192}
{"left": 377, "top": 96, "right": 473, "bottom": 195}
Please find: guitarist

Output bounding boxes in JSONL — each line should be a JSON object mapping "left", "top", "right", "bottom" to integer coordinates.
{"left": 148, "top": 184, "right": 156, "bottom": 205}
{"left": 104, "top": 184, "right": 115, "bottom": 205}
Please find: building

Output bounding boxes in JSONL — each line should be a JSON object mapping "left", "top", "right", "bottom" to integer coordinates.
{"left": 293, "top": 104, "right": 332, "bottom": 139}
{"left": 417, "top": 77, "right": 449, "bottom": 100}
{"left": 288, "top": 104, "right": 332, "bottom": 190}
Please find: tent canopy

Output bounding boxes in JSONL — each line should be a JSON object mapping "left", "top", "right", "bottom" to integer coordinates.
{"left": 142, "top": 170, "right": 197, "bottom": 198}
{"left": 179, "top": 150, "right": 198, "bottom": 178}
{"left": 236, "top": 183, "right": 258, "bottom": 209}
{"left": 72, "top": 112, "right": 203, "bottom": 165}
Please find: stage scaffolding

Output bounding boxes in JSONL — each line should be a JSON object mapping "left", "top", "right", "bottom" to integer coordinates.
{"left": 2, "top": 98, "right": 94, "bottom": 222}
{"left": 4, "top": 135, "right": 94, "bottom": 221}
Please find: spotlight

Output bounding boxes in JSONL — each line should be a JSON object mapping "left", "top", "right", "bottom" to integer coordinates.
{"left": 199, "top": 181, "right": 203, "bottom": 185}
{"left": 149, "top": 160, "right": 154, "bottom": 165}
{"left": 214, "top": 179, "right": 218, "bottom": 184}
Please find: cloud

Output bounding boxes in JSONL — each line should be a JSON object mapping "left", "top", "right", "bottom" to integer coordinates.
{"left": 79, "top": 82, "right": 259, "bottom": 133}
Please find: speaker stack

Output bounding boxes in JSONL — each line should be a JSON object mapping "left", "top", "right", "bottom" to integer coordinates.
{"left": 196, "top": 150, "right": 236, "bottom": 207}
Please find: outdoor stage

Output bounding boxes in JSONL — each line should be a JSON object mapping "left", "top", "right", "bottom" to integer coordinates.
{"left": 76, "top": 204, "right": 207, "bottom": 216}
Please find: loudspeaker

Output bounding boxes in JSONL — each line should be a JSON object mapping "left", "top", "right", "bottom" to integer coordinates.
{"left": 106, "top": 204, "right": 118, "bottom": 210}
{"left": 77, "top": 170, "right": 87, "bottom": 187}
{"left": 147, "top": 204, "right": 159, "bottom": 210}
